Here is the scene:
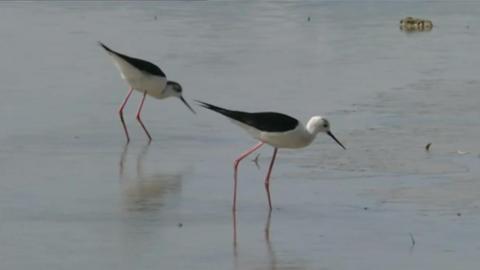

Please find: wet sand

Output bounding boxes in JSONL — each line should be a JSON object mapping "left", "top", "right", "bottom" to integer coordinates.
{"left": 1, "top": 1, "right": 480, "bottom": 269}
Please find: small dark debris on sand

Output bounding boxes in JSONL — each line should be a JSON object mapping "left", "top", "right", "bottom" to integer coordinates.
{"left": 425, "top": 142, "right": 432, "bottom": 151}
{"left": 409, "top": 233, "right": 416, "bottom": 247}
{"left": 456, "top": 212, "right": 462, "bottom": 217}
{"left": 177, "top": 222, "right": 183, "bottom": 228}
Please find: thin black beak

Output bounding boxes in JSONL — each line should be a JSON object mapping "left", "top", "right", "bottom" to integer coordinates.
{"left": 327, "top": 131, "right": 346, "bottom": 150}
{"left": 180, "top": 96, "right": 196, "bottom": 114}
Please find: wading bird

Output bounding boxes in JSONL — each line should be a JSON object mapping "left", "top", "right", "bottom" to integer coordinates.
{"left": 196, "top": 101, "right": 345, "bottom": 211}
{"left": 99, "top": 42, "right": 195, "bottom": 142}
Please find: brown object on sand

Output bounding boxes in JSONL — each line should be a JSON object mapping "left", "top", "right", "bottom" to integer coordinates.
{"left": 400, "top": 17, "right": 433, "bottom": 32}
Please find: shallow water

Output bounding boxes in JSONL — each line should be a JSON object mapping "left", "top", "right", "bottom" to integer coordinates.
{"left": 1, "top": 1, "right": 480, "bottom": 269}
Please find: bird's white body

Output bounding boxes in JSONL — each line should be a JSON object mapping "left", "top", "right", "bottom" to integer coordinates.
{"left": 258, "top": 125, "right": 314, "bottom": 148}
{"left": 107, "top": 52, "right": 168, "bottom": 99}
{"left": 232, "top": 120, "right": 313, "bottom": 149}
{"left": 232, "top": 116, "right": 326, "bottom": 149}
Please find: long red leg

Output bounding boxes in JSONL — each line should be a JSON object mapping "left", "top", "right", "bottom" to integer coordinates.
{"left": 136, "top": 91, "right": 152, "bottom": 142}
{"left": 264, "top": 148, "right": 278, "bottom": 211}
{"left": 232, "top": 211, "right": 238, "bottom": 247}
{"left": 118, "top": 88, "right": 134, "bottom": 142}
{"left": 232, "top": 142, "right": 265, "bottom": 211}
{"left": 232, "top": 211, "right": 239, "bottom": 268}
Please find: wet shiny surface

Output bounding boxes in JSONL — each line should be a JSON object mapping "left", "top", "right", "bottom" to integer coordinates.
{"left": 1, "top": 2, "right": 480, "bottom": 269}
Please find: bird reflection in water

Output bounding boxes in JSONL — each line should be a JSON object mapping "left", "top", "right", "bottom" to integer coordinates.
{"left": 232, "top": 211, "right": 306, "bottom": 270}
{"left": 119, "top": 143, "right": 183, "bottom": 212}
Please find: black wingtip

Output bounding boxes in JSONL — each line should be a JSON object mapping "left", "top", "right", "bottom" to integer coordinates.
{"left": 98, "top": 41, "right": 113, "bottom": 53}
{"left": 194, "top": 100, "right": 213, "bottom": 109}
{"left": 194, "top": 100, "right": 224, "bottom": 112}
{"left": 194, "top": 100, "right": 234, "bottom": 118}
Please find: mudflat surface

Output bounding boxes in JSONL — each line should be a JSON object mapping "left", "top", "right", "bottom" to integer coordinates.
{"left": 1, "top": 2, "right": 480, "bottom": 269}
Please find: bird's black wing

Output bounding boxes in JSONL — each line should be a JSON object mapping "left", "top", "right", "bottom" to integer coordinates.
{"left": 196, "top": 101, "right": 299, "bottom": 132}
{"left": 98, "top": 42, "right": 166, "bottom": 77}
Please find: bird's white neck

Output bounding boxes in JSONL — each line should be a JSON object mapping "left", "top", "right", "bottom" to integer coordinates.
{"left": 294, "top": 120, "right": 319, "bottom": 147}
{"left": 306, "top": 118, "right": 320, "bottom": 136}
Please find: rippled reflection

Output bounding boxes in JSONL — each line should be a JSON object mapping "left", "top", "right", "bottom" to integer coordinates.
{"left": 119, "top": 143, "right": 183, "bottom": 213}
{"left": 232, "top": 211, "right": 306, "bottom": 270}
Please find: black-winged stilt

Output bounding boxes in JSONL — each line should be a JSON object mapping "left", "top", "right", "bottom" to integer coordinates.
{"left": 99, "top": 42, "right": 195, "bottom": 142}
{"left": 196, "top": 101, "right": 346, "bottom": 211}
